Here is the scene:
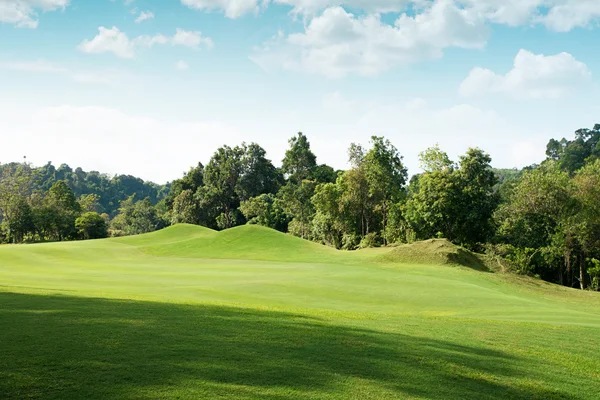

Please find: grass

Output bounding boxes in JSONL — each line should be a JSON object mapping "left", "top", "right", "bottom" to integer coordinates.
{"left": 1, "top": 224, "right": 599, "bottom": 399}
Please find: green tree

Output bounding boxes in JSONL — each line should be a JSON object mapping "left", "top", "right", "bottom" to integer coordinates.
{"left": 45, "top": 180, "right": 81, "bottom": 241}
{"left": 6, "top": 196, "right": 34, "bottom": 243}
{"left": 236, "top": 143, "right": 282, "bottom": 201}
{"left": 75, "top": 212, "right": 108, "bottom": 240}
{"left": 171, "top": 189, "right": 199, "bottom": 225}
{"left": 419, "top": 144, "right": 454, "bottom": 173}
{"left": 572, "top": 160, "right": 600, "bottom": 289}
{"left": 281, "top": 132, "right": 317, "bottom": 184}
{"left": 362, "top": 136, "right": 408, "bottom": 245}
{"left": 455, "top": 148, "right": 499, "bottom": 246}
{"left": 311, "top": 182, "right": 344, "bottom": 248}
{"left": 78, "top": 194, "right": 101, "bottom": 212}
{"left": 278, "top": 180, "right": 316, "bottom": 240}
{"left": 200, "top": 145, "right": 244, "bottom": 229}
{"left": 239, "top": 193, "right": 288, "bottom": 231}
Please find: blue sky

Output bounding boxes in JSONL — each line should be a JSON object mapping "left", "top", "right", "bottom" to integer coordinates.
{"left": 1, "top": 0, "right": 599, "bottom": 183}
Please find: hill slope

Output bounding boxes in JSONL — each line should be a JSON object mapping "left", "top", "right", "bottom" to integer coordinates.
{"left": 380, "top": 239, "right": 491, "bottom": 271}
{"left": 115, "top": 223, "right": 350, "bottom": 263}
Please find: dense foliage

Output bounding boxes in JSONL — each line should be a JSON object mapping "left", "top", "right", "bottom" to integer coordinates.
{"left": 2, "top": 125, "right": 600, "bottom": 290}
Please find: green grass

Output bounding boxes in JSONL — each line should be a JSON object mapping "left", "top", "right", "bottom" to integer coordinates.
{"left": 1, "top": 224, "right": 599, "bottom": 399}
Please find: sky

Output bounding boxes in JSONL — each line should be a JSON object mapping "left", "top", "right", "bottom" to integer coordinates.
{"left": 1, "top": 0, "right": 599, "bottom": 183}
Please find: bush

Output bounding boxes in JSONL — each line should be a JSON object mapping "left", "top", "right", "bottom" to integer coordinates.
{"left": 359, "top": 232, "right": 380, "bottom": 249}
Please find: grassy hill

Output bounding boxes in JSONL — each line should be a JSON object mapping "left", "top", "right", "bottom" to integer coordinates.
{"left": 1, "top": 224, "right": 599, "bottom": 399}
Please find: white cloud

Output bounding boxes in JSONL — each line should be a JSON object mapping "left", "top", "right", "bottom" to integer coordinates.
{"left": 135, "top": 10, "right": 154, "bottom": 23}
{"left": 180, "top": 0, "right": 600, "bottom": 33}
{"left": 171, "top": 28, "right": 214, "bottom": 48}
{"left": 78, "top": 27, "right": 136, "bottom": 58}
{"left": 459, "top": 49, "right": 591, "bottom": 99}
{"left": 273, "top": 0, "right": 412, "bottom": 15}
{"left": 537, "top": 1, "right": 600, "bottom": 32}
{"left": 78, "top": 27, "right": 213, "bottom": 58}
{"left": 180, "top": 0, "right": 261, "bottom": 18}
{"left": 252, "top": 1, "right": 488, "bottom": 78}
{"left": 176, "top": 60, "right": 190, "bottom": 70}
{"left": 0, "top": 59, "right": 123, "bottom": 85}
{"left": 0, "top": 0, "right": 68, "bottom": 28}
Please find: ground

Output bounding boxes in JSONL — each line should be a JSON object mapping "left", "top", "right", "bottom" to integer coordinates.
{"left": 1, "top": 224, "right": 599, "bottom": 399}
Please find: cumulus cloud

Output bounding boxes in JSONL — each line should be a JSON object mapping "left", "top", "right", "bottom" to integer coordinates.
{"left": 135, "top": 10, "right": 154, "bottom": 23}
{"left": 0, "top": 0, "right": 68, "bottom": 28}
{"left": 78, "top": 27, "right": 213, "bottom": 58}
{"left": 273, "top": 0, "right": 411, "bottom": 15}
{"left": 180, "top": 0, "right": 261, "bottom": 18}
{"left": 251, "top": 1, "right": 488, "bottom": 78}
{"left": 537, "top": 1, "right": 600, "bottom": 32}
{"left": 179, "top": 0, "right": 600, "bottom": 33}
{"left": 459, "top": 49, "right": 591, "bottom": 99}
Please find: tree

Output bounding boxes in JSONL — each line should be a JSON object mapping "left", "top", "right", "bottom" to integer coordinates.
{"left": 166, "top": 163, "right": 204, "bottom": 209}
{"left": 110, "top": 195, "right": 160, "bottom": 236}
{"left": 455, "top": 148, "right": 499, "bottom": 246}
{"left": 281, "top": 132, "right": 317, "bottom": 184}
{"left": 419, "top": 144, "right": 454, "bottom": 173}
{"left": 44, "top": 180, "right": 81, "bottom": 241}
{"left": 78, "top": 194, "right": 101, "bottom": 212}
{"left": 239, "top": 193, "right": 288, "bottom": 232}
{"left": 75, "top": 212, "right": 108, "bottom": 240}
{"left": 311, "top": 182, "right": 344, "bottom": 248}
{"left": 495, "top": 162, "right": 576, "bottom": 284}
{"left": 405, "top": 168, "right": 461, "bottom": 241}
{"left": 0, "top": 163, "right": 34, "bottom": 231}
{"left": 278, "top": 180, "right": 316, "bottom": 239}
{"left": 236, "top": 143, "right": 282, "bottom": 201}
{"left": 6, "top": 196, "right": 34, "bottom": 243}
{"left": 200, "top": 145, "right": 244, "bottom": 229}
{"left": 362, "top": 136, "right": 408, "bottom": 245}
{"left": 406, "top": 147, "right": 497, "bottom": 249}
{"left": 545, "top": 124, "right": 600, "bottom": 173}
{"left": 171, "top": 189, "right": 199, "bottom": 225}
{"left": 572, "top": 160, "right": 600, "bottom": 289}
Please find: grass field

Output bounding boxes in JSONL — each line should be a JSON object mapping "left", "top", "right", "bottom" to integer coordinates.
{"left": 1, "top": 224, "right": 600, "bottom": 399}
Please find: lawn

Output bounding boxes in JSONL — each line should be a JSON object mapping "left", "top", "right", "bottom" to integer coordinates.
{"left": 1, "top": 224, "right": 599, "bottom": 399}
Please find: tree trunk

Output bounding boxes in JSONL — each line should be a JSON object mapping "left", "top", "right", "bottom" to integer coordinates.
{"left": 580, "top": 252, "right": 585, "bottom": 290}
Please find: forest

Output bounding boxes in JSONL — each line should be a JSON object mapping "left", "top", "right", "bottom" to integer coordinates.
{"left": 1, "top": 125, "right": 599, "bottom": 290}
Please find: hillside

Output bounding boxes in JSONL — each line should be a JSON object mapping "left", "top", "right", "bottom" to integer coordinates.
{"left": 115, "top": 224, "right": 347, "bottom": 263}
{"left": 380, "top": 239, "right": 492, "bottom": 271}
{"left": 1, "top": 225, "right": 600, "bottom": 399}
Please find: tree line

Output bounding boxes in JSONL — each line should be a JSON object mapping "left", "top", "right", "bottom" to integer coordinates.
{"left": 1, "top": 126, "right": 599, "bottom": 290}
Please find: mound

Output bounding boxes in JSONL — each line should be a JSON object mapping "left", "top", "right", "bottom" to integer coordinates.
{"left": 380, "top": 239, "right": 489, "bottom": 271}
{"left": 119, "top": 223, "right": 343, "bottom": 263}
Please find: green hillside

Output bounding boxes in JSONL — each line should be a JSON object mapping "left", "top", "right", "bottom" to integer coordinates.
{"left": 1, "top": 224, "right": 599, "bottom": 399}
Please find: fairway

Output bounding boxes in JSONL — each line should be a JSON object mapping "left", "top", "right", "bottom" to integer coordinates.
{"left": 1, "top": 224, "right": 600, "bottom": 399}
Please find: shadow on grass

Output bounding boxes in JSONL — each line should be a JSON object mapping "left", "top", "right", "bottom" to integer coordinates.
{"left": 0, "top": 292, "right": 574, "bottom": 399}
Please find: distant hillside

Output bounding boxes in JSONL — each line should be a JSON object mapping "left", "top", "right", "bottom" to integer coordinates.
{"left": 0, "top": 161, "right": 170, "bottom": 216}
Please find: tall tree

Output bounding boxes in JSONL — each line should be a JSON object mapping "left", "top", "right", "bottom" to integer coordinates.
{"left": 362, "top": 136, "right": 408, "bottom": 245}
{"left": 281, "top": 132, "right": 317, "bottom": 184}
